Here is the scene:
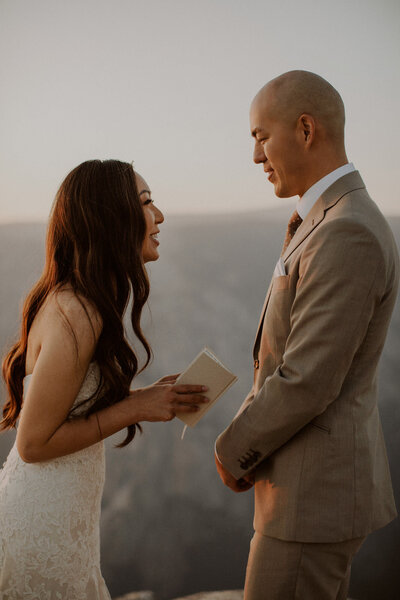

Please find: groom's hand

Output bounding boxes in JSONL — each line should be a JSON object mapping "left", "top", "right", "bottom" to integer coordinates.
{"left": 214, "top": 453, "right": 254, "bottom": 493}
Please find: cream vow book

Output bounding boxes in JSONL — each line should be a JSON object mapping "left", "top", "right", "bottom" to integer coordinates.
{"left": 176, "top": 347, "right": 238, "bottom": 437}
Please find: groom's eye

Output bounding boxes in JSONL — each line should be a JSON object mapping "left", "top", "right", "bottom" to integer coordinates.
{"left": 143, "top": 198, "right": 154, "bottom": 205}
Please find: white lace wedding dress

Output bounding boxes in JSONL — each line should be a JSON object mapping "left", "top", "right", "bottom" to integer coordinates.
{"left": 0, "top": 362, "right": 112, "bottom": 599}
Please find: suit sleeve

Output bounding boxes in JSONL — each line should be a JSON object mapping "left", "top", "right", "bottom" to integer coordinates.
{"left": 216, "top": 218, "right": 387, "bottom": 479}
{"left": 234, "top": 386, "right": 255, "bottom": 419}
{"left": 215, "top": 386, "right": 254, "bottom": 466}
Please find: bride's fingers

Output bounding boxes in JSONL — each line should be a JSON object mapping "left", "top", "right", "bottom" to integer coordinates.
{"left": 173, "top": 403, "right": 202, "bottom": 413}
{"left": 174, "top": 394, "right": 209, "bottom": 405}
{"left": 173, "top": 384, "right": 208, "bottom": 395}
{"left": 158, "top": 374, "right": 181, "bottom": 383}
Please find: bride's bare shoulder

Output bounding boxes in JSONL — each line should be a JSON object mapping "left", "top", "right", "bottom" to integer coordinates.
{"left": 40, "top": 287, "right": 103, "bottom": 341}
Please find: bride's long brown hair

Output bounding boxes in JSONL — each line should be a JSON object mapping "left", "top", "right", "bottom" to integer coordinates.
{"left": 1, "top": 159, "right": 151, "bottom": 446}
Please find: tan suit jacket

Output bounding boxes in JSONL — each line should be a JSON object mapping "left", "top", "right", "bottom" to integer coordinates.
{"left": 216, "top": 171, "right": 399, "bottom": 543}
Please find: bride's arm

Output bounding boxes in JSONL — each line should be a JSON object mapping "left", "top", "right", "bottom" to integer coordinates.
{"left": 17, "top": 294, "right": 207, "bottom": 463}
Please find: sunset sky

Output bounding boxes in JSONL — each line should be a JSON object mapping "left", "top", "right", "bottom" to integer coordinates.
{"left": 1, "top": 0, "right": 399, "bottom": 222}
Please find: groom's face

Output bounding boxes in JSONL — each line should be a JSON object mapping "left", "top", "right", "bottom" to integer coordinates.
{"left": 250, "top": 90, "right": 307, "bottom": 198}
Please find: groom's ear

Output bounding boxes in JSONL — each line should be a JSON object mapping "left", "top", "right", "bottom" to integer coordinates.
{"left": 297, "top": 113, "right": 315, "bottom": 147}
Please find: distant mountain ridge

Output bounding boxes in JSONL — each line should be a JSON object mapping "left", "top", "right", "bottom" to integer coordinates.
{"left": 0, "top": 215, "right": 399, "bottom": 600}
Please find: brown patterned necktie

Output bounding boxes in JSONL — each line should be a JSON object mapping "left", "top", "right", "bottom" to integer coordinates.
{"left": 281, "top": 210, "right": 303, "bottom": 255}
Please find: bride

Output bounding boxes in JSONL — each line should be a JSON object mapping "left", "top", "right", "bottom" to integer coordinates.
{"left": 0, "top": 159, "right": 208, "bottom": 599}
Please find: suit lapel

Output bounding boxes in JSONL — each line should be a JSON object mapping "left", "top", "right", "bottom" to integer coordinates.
{"left": 252, "top": 171, "right": 366, "bottom": 360}
{"left": 281, "top": 199, "right": 325, "bottom": 262}
{"left": 282, "top": 170, "right": 366, "bottom": 262}
{"left": 252, "top": 203, "right": 324, "bottom": 360}
{"left": 253, "top": 278, "right": 274, "bottom": 359}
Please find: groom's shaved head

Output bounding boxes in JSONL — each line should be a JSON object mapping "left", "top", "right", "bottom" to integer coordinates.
{"left": 253, "top": 70, "right": 345, "bottom": 143}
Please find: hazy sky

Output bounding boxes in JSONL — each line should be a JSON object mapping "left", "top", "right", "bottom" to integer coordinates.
{"left": 1, "top": 0, "right": 399, "bottom": 222}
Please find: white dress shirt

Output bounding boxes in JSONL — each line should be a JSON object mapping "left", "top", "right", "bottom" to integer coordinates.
{"left": 296, "top": 162, "right": 355, "bottom": 220}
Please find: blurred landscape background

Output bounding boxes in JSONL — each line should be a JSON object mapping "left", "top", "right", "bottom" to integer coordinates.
{"left": 0, "top": 212, "right": 399, "bottom": 600}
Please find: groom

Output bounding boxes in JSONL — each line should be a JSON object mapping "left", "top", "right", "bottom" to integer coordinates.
{"left": 215, "top": 70, "right": 399, "bottom": 600}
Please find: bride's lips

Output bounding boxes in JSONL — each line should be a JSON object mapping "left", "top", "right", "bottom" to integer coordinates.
{"left": 149, "top": 231, "right": 160, "bottom": 246}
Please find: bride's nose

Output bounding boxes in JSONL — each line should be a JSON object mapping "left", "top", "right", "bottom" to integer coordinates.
{"left": 154, "top": 205, "right": 164, "bottom": 224}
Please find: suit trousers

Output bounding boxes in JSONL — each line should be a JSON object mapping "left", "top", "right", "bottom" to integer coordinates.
{"left": 244, "top": 532, "right": 365, "bottom": 600}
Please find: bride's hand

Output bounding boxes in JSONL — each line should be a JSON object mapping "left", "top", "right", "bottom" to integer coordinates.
{"left": 156, "top": 374, "right": 181, "bottom": 385}
{"left": 126, "top": 376, "right": 209, "bottom": 423}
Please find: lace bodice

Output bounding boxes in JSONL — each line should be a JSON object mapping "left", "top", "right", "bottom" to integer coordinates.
{"left": 22, "top": 360, "right": 102, "bottom": 417}
{"left": 0, "top": 362, "right": 111, "bottom": 599}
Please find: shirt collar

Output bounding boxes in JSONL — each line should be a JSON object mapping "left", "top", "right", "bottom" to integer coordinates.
{"left": 296, "top": 163, "right": 355, "bottom": 220}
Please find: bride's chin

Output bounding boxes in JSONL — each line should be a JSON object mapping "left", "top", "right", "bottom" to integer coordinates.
{"left": 142, "top": 252, "right": 160, "bottom": 264}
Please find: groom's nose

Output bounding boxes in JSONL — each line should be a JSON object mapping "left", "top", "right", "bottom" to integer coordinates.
{"left": 253, "top": 140, "right": 266, "bottom": 164}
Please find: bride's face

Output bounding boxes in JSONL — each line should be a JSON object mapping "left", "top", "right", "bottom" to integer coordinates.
{"left": 135, "top": 172, "right": 164, "bottom": 263}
